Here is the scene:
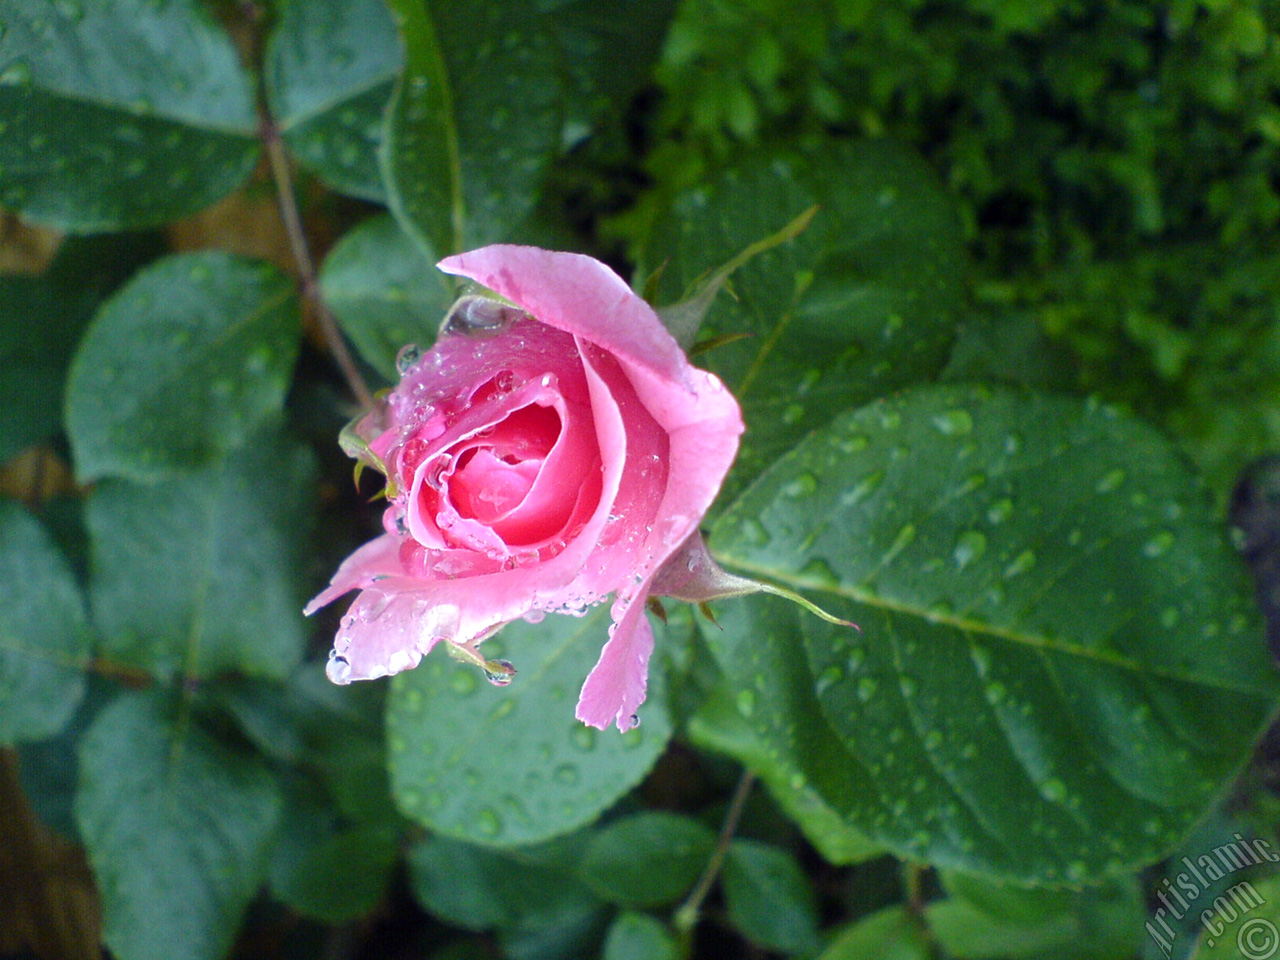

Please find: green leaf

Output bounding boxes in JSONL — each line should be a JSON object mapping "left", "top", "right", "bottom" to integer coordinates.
{"left": 1192, "top": 875, "right": 1280, "bottom": 960}
{"left": 381, "top": 0, "right": 561, "bottom": 256}
{"left": 387, "top": 606, "right": 672, "bottom": 847}
{"left": 65, "top": 252, "right": 301, "bottom": 483}
{"left": 602, "top": 911, "right": 680, "bottom": 960}
{"left": 86, "top": 426, "right": 316, "bottom": 682}
{"left": 266, "top": 0, "right": 401, "bottom": 201}
{"left": 320, "top": 213, "right": 454, "bottom": 380}
{"left": 408, "top": 831, "right": 599, "bottom": 932}
{"left": 0, "top": 500, "right": 90, "bottom": 744}
{"left": 75, "top": 691, "right": 282, "bottom": 960}
{"left": 817, "top": 906, "right": 930, "bottom": 960}
{"left": 927, "top": 870, "right": 1144, "bottom": 960}
{"left": 0, "top": 0, "right": 258, "bottom": 231}
{"left": 643, "top": 138, "right": 966, "bottom": 504}
{"left": 722, "top": 839, "right": 822, "bottom": 955}
{"left": 688, "top": 681, "right": 883, "bottom": 866}
{"left": 711, "top": 384, "right": 1280, "bottom": 883}
{"left": 267, "top": 776, "right": 398, "bottom": 923}
{"left": 579, "top": 811, "right": 715, "bottom": 908}
{"left": 545, "top": 0, "right": 678, "bottom": 136}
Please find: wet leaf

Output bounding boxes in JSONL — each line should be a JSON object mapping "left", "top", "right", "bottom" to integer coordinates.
{"left": 75, "top": 691, "right": 281, "bottom": 960}
{"left": 65, "top": 252, "right": 300, "bottom": 483}
{"left": 387, "top": 606, "right": 672, "bottom": 846}
{"left": 711, "top": 384, "right": 1280, "bottom": 882}
{"left": 0, "top": 0, "right": 258, "bottom": 230}
{"left": 643, "top": 138, "right": 966, "bottom": 504}
{"left": 0, "top": 500, "right": 90, "bottom": 744}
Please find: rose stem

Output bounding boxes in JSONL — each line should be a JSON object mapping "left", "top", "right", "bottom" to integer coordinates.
{"left": 255, "top": 47, "right": 375, "bottom": 412}
{"left": 673, "top": 769, "right": 756, "bottom": 940}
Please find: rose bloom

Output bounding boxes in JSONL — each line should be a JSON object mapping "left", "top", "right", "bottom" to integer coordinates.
{"left": 306, "top": 245, "right": 743, "bottom": 729}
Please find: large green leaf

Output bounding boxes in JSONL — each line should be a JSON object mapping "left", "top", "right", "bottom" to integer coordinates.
{"left": 319, "top": 213, "right": 453, "bottom": 381}
{"left": 65, "top": 252, "right": 300, "bottom": 483}
{"left": 86, "top": 427, "right": 316, "bottom": 682}
{"left": 643, "top": 138, "right": 966, "bottom": 503}
{"left": 381, "top": 0, "right": 561, "bottom": 256}
{"left": 75, "top": 691, "right": 282, "bottom": 960}
{"left": 0, "top": 500, "right": 90, "bottom": 744}
{"left": 579, "top": 811, "right": 715, "bottom": 908}
{"left": 265, "top": 0, "right": 401, "bottom": 201}
{"left": 387, "top": 606, "right": 671, "bottom": 847}
{"left": 710, "top": 384, "right": 1279, "bottom": 883}
{"left": 0, "top": 0, "right": 258, "bottom": 230}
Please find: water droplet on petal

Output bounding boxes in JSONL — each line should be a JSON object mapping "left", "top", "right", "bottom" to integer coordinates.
{"left": 326, "top": 651, "right": 352, "bottom": 684}
{"left": 483, "top": 659, "right": 516, "bottom": 686}
{"left": 396, "top": 343, "right": 425, "bottom": 375}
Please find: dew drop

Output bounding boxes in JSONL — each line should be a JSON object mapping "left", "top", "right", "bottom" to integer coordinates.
{"left": 987, "top": 498, "right": 1014, "bottom": 524}
{"left": 957, "top": 471, "right": 987, "bottom": 494}
{"left": 841, "top": 470, "right": 884, "bottom": 507}
{"left": 782, "top": 472, "right": 818, "bottom": 499}
{"left": 931, "top": 409, "right": 973, "bottom": 436}
{"left": 0, "top": 60, "right": 32, "bottom": 86}
{"left": 984, "top": 681, "right": 1007, "bottom": 704}
{"left": 815, "top": 665, "right": 843, "bottom": 695}
{"left": 1003, "top": 550, "right": 1036, "bottom": 578}
{"left": 739, "top": 518, "right": 770, "bottom": 548}
{"left": 325, "top": 650, "right": 352, "bottom": 684}
{"left": 736, "top": 689, "right": 756, "bottom": 717}
{"left": 923, "top": 730, "right": 943, "bottom": 750}
{"left": 899, "top": 675, "right": 917, "bottom": 697}
{"left": 1004, "top": 433, "right": 1023, "bottom": 454}
{"left": 953, "top": 530, "right": 987, "bottom": 570}
{"left": 1096, "top": 468, "right": 1125, "bottom": 493}
{"left": 782, "top": 403, "right": 805, "bottom": 425}
{"left": 1041, "top": 778, "right": 1067, "bottom": 802}
{"left": 442, "top": 294, "right": 525, "bottom": 337}
{"left": 572, "top": 725, "right": 597, "bottom": 751}
{"left": 1159, "top": 606, "right": 1180, "bottom": 628}
{"left": 846, "top": 647, "right": 865, "bottom": 673}
{"left": 554, "top": 764, "right": 579, "bottom": 784}
{"left": 476, "top": 808, "right": 502, "bottom": 837}
{"left": 1143, "top": 531, "right": 1175, "bottom": 557}
{"left": 856, "top": 676, "right": 878, "bottom": 701}
{"left": 837, "top": 434, "right": 870, "bottom": 455}
{"left": 483, "top": 659, "right": 516, "bottom": 686}
{"left": 970, "top": 644, "right": 991, "bottom": 677}
{"left": 396, "top": 343, "right": 425, "bottom": 375}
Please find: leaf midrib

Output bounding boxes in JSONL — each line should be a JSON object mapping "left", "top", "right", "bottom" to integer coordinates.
{"left": 720, "top": 553, "right": 1273, "bottom": 697}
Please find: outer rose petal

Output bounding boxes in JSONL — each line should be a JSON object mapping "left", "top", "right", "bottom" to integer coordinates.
{"left": 574, "top": 594, "right": 656, "bottom": 730}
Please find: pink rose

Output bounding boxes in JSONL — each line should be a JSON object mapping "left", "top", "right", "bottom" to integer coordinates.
{"left": 306, "top": 245, "right": 743, "bottom": 730}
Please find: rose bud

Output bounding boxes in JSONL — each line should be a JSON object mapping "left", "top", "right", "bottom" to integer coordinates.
{"left": 306, "top": 245, "right": 744, "bottom": 730}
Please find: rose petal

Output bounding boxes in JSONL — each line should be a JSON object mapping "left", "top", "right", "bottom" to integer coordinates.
{"left": 438, "top": 246, "right": 692, "bottom": 388}
{"left": 574, "top": 592, "right": 655, "bottom": 730}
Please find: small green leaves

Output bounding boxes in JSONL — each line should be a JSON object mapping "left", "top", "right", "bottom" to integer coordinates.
{"left": 75, "top": 691, "right": 282, "bottom": 960}
{"left": 0, "top": 501, "right": 90, "bottom": 744}
{"left": 65, "top": 252, "right": 301, "bottom": 483}
{"left": 711, "top": 384, "right": 1279, "bottom": 882}
{"left": 0, "top": 0, "right": 258, "bottom": 230}
{"left": 722, "top": 839, "right": 822, "bottom": 954}
{"left": 387, "top": 608, "right": 672, "bottom": 846}
{"left": 86, "top": 428, "right": 316, "bottom": 682}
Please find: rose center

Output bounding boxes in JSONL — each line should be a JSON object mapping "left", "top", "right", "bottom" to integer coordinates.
{"left": 449, "top": 449, "right": 543, "bottom": 523}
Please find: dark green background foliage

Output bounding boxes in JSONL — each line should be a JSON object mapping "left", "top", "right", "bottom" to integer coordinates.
{"left": 1, "top": 1, "right": 1277, "bottom": 959}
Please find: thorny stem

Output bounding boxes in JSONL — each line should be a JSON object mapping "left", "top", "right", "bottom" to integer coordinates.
{"left": 259, "top": 106, "right": 375, "bottom": 412}
{"left": 674, "top": 769, "right": 756, "bottom": 941}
